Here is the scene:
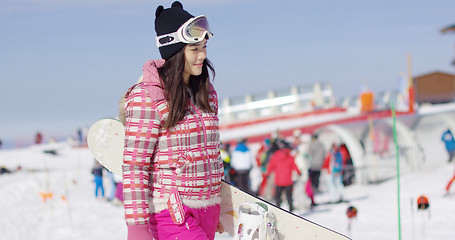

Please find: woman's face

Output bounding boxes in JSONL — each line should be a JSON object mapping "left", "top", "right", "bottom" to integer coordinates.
{"left": 183, "top": 39, "right": 207, "bottom": 83}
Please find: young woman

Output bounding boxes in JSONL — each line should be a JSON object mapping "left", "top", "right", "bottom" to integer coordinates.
{"left": 121, "top": 2, "right": 223, "bottom": 239}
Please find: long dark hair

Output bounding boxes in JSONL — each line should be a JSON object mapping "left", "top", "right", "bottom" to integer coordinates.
{"left": 157, "top": 47, "right": 216, "bottom": 129}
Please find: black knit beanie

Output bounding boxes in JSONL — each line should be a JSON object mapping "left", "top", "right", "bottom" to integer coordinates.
{"left": 155, "top": 1, "right": 194, "bottom": 59}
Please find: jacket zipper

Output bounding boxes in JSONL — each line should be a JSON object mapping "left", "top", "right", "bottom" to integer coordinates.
{"left": 189, "top": 102, "right": 213, "bottom": 197}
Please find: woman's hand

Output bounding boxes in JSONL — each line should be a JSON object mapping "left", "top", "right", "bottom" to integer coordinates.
{"left": 217, "top": 221, "right": 224, "bottom": 234}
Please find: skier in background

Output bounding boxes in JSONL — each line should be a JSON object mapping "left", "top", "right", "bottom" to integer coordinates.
{"left": 339, "top": 143, "right": 355, "bottom": 186}
{"left": 261, "top": 130, "right": 289, "bottom": 200}
{"left": 230, "top": 138, "right": 254, "bottom": 193}
{"left": 441, "top": 129, "right": 455, "bottom": 162}
{"left": 77, "top": 128, "right": 84, "bottom": 146}
{"left": 266, "top": 142, "right": 302, "bottom": 212}
{"left": 256, "top": 138, "right": 271, "bottom": 196}
{"left": 322, "top": 143, "right": 345, "bottom": 203}
{"left": 91, "top": 161, "right": 105, "bottom": 199}
{"left": 307, "top": 134, "right": 326, "bottom": 192}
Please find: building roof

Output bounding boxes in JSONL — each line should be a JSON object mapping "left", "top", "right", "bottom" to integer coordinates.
{"left": 414, "top": 71, "right": 455, "bottom": 80}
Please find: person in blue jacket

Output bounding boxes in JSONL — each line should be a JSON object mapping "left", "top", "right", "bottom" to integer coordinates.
{"left": 91, "top": 161, "right": 105, "bottom": 199}
{"left": 230, "top": 139, "right": 254, "bottom": 193}
{"left": 441, "top": 129, "right": 455, "bottom": 163}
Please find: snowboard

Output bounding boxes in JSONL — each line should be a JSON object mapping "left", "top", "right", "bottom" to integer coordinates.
{"left": 87, "top": 118, "right": 350, "bottom": 239}
{"left": 86, "top": 118, "right": 124, "bottom": 176}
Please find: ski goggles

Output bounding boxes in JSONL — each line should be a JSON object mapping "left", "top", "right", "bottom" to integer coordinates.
{"left": 156, "top": 15, "right": 213, "bottom": 47}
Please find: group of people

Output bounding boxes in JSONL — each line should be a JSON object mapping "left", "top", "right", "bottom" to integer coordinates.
{"left": 220, "top": 132, "right": 355, "bottom": 213}
{"left": 220, "top": 128, "right": 455, "bottom": 212}
{"left": 221, "top": 136, "right": 301, "bottom": 212}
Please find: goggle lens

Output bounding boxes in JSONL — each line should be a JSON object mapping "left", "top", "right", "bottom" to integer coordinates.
{"left": 185, "top": 17, "right": 212, "bottom": 41}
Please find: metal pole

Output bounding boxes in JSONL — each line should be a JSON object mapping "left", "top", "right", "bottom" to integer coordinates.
{"left": 391, "top": 102, "right": 402, "bottom": 240}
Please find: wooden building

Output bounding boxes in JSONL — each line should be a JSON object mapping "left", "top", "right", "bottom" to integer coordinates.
{"left": 414, "top": 71, "right": 455, "bottom": 104}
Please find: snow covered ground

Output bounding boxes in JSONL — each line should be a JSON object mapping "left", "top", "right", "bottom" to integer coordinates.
{"left": 0, "top": 137, "right": 454, "bottom": 239}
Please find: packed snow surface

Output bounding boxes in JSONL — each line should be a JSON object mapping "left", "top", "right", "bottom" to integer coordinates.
{"left": 0, "top": 139, "right": 454, "bottom": 239}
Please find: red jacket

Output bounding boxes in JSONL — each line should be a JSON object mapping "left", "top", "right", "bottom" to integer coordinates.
{"left": 266, "top": 149, "right": 301, "bottom": 186}
{"left": 339, "top": 144, "right": 350, "bottom": 166}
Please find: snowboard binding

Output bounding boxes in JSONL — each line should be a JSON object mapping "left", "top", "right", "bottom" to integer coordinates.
{"left": 234, "top": 202, "right": 279, "bottom": 240}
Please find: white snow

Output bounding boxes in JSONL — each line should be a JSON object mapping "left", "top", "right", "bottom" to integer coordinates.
{"left": 1, "top": 125, "right": 455, "bottom": 239}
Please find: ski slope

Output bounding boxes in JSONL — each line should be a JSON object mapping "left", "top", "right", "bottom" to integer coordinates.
{"left": 0, "top": 134, "right": 454, "bottom": 239}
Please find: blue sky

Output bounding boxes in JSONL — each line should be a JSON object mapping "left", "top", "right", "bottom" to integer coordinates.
{"left": 1, "top": 0, "right": 454, "bottom": 146}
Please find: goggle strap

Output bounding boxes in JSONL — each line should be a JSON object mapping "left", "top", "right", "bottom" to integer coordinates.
{"left": 156, "top": 32, "right": 179, "bottom": 47}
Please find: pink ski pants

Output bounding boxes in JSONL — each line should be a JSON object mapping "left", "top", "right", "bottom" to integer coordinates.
{"left": 149, "top": 204, "right": 220, "bottom": 240}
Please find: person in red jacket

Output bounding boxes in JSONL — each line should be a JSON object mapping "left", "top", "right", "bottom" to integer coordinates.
{"left": 266, "top": 145, "right": 301, "bottom": 212}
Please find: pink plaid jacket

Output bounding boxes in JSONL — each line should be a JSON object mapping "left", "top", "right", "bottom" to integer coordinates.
{"left": 122, "top": 60, "right": 223, "bottom": 227}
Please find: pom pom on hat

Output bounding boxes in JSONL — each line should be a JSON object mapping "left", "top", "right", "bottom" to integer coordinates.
{"left": 155, "top": 1, "right": 194, "bottom": 59}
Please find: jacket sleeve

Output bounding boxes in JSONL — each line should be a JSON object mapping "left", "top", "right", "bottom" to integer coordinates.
{"left": 122, "top": 85, "right": 161, "bottom": 237}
